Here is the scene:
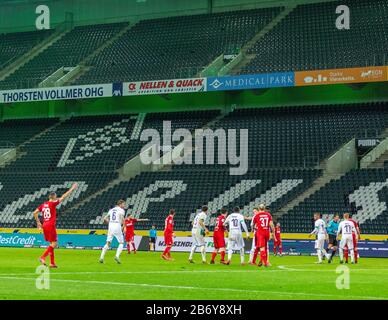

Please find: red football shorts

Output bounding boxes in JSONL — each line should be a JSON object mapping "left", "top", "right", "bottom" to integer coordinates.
{"left": 213, "top": 233, "right": 225, "bottom": 249}
{"left": 255, "top": 232, "right": 269, "bottom": 248}
{"left": 164, "top": 232, "right": 173, "bottom": 246}
{"left": 125, "top": 233, "right": 135, "bottom": 242}
{"left": 43, "top": 224, "right": 57, "bottom": 242}
{"left": 274, "top": 239, "right": 282, "bottom": 247}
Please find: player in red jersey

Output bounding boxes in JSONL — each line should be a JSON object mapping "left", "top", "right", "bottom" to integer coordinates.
{"left": 33, "top": 183, "right": 78, "bottom": 268}
{"left": 251, "top": 204, "right": 276, "bottom": 267}
{"left": 344, "top": 215, "right": 361, "bottom": 263}
{"left": 123, "top": 214, "right": 149, "bottom": 254}
{"left": 162, "top": 209, "right": 176, "bottom": 261}
{"left": 273, "top": 223, "right": 283, "bottom": 256}
{"left": 210, "top": 208, "right": 228, "bottom": 264}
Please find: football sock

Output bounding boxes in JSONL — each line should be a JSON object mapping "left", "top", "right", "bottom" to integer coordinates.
{"left": 249, "top": 247, "right": 255, "bottom": 262}
{"left": 279, "top": 246, "right": 283, "bottom": 255}
{"left": 350, "top": 249, "right": 355, "bottom": 263}
{"left": 344, "top": 248, "right": 349, "bottom": 262}
{"left": 41, "top": 247, "right": 51, "bottom": 259}
{"left": 228, "top": 249, "right": 233, "bottom": 261}
{"left": 127, "top": 244, "right": 131, "bottom": 253}
{"left": 354, "top": 249, "right": 358, "bottom": 263}
{"left": 131, "top": 243, "right": 136, "bottom": 251}
{"left": 240, "top": 249, "right": 245, "bottom": 264}
{"left": 252, "top": 248, "right": 259, "bottom": 264}
{"left": 116, "top": 244, "right": 123, "bottom": 258}
{"left": 189, "top": 245, "right": 196, "bottom": 260}
{"left": 317, "top": 249, "right": 322, "bottom": 262}
{"left": 331, "top": 249, "right": 336, "bottom": 258}
{"left": 49, "top": 246, "right": 55, "bottom": 265}
{"left": 211, "top": 252, "right": 217, "bottom": 262}
{"left": 200, "top": 246, "right": 206, "bottom": 262}
{"left": 100, "top": 244, "right": 109, "bottom": 260}
{"left": 259, "top": 250, "right": 265, "bottom": 264}
{"left": 339, "top": 248, "right": 344, "bottom": 261}
{"left": 220, "top": 251, "right": 225, "bottom": 261}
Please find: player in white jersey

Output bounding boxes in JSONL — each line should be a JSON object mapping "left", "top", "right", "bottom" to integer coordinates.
{"left": 189, "top": 206, "right": 209, "bottom": 264}
{"left": 337, "top": 213, "right": 357, "bottom": 264}
{"left": 224, "top": 207, "right": 249, "bottom": 265}
{"left": 99, "top": 200, "right": 126, "bottom": 264}
{"left": 309, "top": 212, "right": 329, "bottom": 264}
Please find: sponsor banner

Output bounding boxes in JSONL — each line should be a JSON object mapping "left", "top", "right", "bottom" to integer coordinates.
{"left": 154, "top": 236, "right": 388, "bottom": 258}
{"left": 295, "top": 66, "right": 387, "bottom": 86}
{"left": 124, "top": 78, "right": 206, "bottom": 96}
{"left": 1, "top": 233, "right": 388, "bottom": 257}
{"left": 0, "top": 233, "right": 141, "bottom": 249}
{"left": 0, "top": 83, "right": 113, "bottom": 103}
{"left": 155, "top": 236, "right": 216, "bottom": 253}
{"left": 357, "top": 138, "right": 380, "bottom": 148}
{"left": 207, "top": 72, "right": 295, "bottom": 91}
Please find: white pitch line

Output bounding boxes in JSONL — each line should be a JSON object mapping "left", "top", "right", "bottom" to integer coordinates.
{"left": 277, "top": 265, "right": 388, "bottom": 272}
{"left": 0, "top": 269, "right": 282, "bottom": 277}
{"left": 1, "top": 265, "right": 387, "bottom": 277}
{"left": 0, "top": 275, "right": 387, "bottom": 300}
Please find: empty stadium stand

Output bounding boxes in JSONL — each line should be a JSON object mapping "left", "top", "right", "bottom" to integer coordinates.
{"left": 0, "top": 0, "right": 386, "bottom": 89}
{"left": 0, "top": 29, "right": 54, "bottom": 68}
{"left": 240, "top": 0, "right": 388, "bottom": 74}
{"left": 281, "top": 168, "right": 388, "bottom": 234}
{"left": 0, "top": 171, "right": 117, "bottom": 228}
{"left": 0, "top": 110, "right": 219, "bottom": 173}
{"left": 203, "top": 103, "right": 388, "bottom": 168}
{"left": 0, "top": 23, "right": 127, "bottom": 90}
{"left": 74, "top": 7, "right": 282, "bottom": 84}
{"left": 0, "top": 117, "right": 59, "bottom": 147}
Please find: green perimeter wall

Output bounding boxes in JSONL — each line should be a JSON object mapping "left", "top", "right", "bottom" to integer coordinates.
{"left": 0, "top": 0, "right": 339, "bottom": 33}
{"left": 1, "top": 82, "right": 387, "bottom": 120}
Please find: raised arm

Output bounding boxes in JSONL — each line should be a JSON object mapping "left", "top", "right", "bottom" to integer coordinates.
{"left": 59, "top": 183, "right": 78, "bottom": 202}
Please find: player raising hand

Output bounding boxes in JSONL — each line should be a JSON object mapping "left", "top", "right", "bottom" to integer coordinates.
{"left": 34, "top": 183, "right": 78, "bottom": 268}
{"left": 124, "top": 214, "right": 149, "bottom": 254}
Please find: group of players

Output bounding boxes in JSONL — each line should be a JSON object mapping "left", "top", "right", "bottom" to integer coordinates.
{"left": 163, "top": 204, "right": 281, "bottom": 267}
{"left": 33, "top": 184, "right": 360, "bottom": 267}
{"left": 310, "top": 212, "right": 361, "bottom": 264}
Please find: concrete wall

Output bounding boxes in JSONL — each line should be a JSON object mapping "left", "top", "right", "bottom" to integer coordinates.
{"left": 325, "top": 139, "right": 358, "bottom": 174}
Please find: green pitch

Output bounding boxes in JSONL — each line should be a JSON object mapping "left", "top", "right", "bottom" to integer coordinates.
{"left": 0, "top": 247, "right": 388, "bottom": 300}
